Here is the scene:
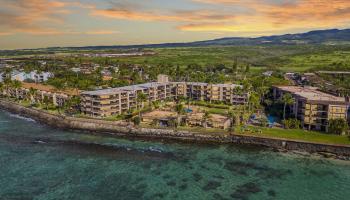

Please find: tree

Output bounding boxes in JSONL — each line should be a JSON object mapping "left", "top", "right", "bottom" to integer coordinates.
{"left": 282, "top": 119, "right": 291, "bottom": 129}
{"left": 282, "top": 118, "right": 301, "bottom": 129}
{"left": 43, "top": 96, "right": 50, "bottom": 110}
{"left": 281, "top": 93, "right": 295, "bottom": 121}
{"left": 3, "top": 78, "right": 12, "bottom": 97}
{"left": 228, "top": 110, "right": 237, "bottom": 133}
{"left": 168, "top": 118, "right": 178, "bottom": 130}
{"left": 328, "top": 119, "right": 348, "bottom": 135}
{"left": 258, "top": 117, "right": 269, "bottom": 127}
{"left": 64, "top": 96, "right": 81, "bottom": 113}
{"left": 202, "top": 111, "right": 211, "bottom": 128}
{"left": 28, "top": 87, "right": 38, "bottom": 104}
{"left": 175, "top": 103, "right": 184, "bottom": 115}
{"left": 52, "top": 80, "right": 65, "bottom": 91}
{"left": 152, "top": 100, "right": 160, "bottom": 109}
{"left": 264, "top": 99, "right": 273, "bottom": 107}
{"left": 133, "top": 116, "right": 141, "bottom": 126}
{"left": 136, "top": 92, "right": 147, "bottom": 117}
{"left": 245, "top": 64, "right": 250, "bottom": 73}
{"left": 248, "top": 92, "right": 260, "bottom": 113}
{"left": 0, "top": 83, "right": 4, "bottom": 96}
{"left": 11, "top": 80, "right": 22, "bottom": 100}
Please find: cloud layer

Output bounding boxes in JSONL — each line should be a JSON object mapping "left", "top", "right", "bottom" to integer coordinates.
{"left": 1, "top": 0, "right": 350, "bottom": 48}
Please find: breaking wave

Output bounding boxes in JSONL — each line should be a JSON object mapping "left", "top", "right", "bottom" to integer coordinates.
{"left": 8, "top": 114, "right": 36, "bottom": 122}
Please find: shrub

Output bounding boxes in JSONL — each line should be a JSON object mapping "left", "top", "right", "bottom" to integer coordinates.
{"left": 283, "top": 118, "right": 301, "bottom": 129}
{"left": 328, "top": 119, "right": 349, "bottom": 135}
{"left": 258, "top": 117, "right": 269, "bottom": 127}
{"left": 132, "top": 116, "right": 141, "bottom": 126}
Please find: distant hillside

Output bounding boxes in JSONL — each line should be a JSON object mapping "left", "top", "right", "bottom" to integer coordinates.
{"left": 2, "top": 29, "right": 350, "bottom": 52}
{"left": 59, "top": 29, "right": 350, "bottom": 50}
{"left": 191, "top": 29, "right": 350, "bottom": 46}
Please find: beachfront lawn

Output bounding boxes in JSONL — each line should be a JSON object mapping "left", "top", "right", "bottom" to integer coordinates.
{"left": 236, "top": 126, "right": 350, "bottom": 145}
{"left": 140, "top": 123, "right": 229, "bottom": 135}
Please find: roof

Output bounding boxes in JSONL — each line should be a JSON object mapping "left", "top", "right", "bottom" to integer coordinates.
{"left": 21, "top": 82, "right": 79, "bottom": 96}
{"left": 143, "top": 110, "right": 177, "bottom": 119}
{"left": 81, "top": 82, "right": 170, "bottom": 95}
{"left": 173, "top": 82, "right": 243, "bottom": 88}
{"left": 210, "top": 114, "right": 230, "bottom": 123}
{"left": 187, "top": 113, "right": 229, "bottom": 123}
{"left": 274, "top": 86, "right": 349, "bottom": 104}
{"left": 82, "top": 81, "right": 244, "bottom": 96}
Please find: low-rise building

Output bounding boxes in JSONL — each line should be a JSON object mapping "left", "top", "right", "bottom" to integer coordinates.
{"left": 273, "top": 86, "right": 350, "bottom": 132}
{"left": 80, "top": 63, "right": 94, "bottom": 74}
{"left": 31, "top": 71, "right": 53, "bottom": 83}
{"left": 185, "top": 113, "right": 231, "bottom": 130}
{"left": 10, "top": 70, "right": 27, "bottom": 81}
{"left": 142, "top": 110, "right": 178, "bottom": 126}
{"left": 1, "top": 70, "right": 53, "bottom": 83}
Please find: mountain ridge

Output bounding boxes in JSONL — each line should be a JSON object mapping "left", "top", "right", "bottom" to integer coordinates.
{"left": 3, "top": 28, "right": 350, "bottom": 51}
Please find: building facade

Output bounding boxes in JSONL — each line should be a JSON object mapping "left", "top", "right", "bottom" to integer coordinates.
{"left": 0, "top": 70, "right": 53, "bottom": 83}
{"left": 81, "top": 75, "right": 249, "bottom": 118}
{"left": 273, "top": 86, "right": 350, "bottom": 132}
{"left": 4, "top": 82, "right": 78, "bottom": 107}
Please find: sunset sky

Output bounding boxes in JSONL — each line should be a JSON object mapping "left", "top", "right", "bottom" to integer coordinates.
{"left": 0, "top": 0, "right": 350, "bottom": 50}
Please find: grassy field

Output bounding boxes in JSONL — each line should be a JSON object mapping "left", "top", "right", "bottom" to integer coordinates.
{"left": 2, "top": 44, "right": 350, "bottom": 73}
{"left": 237, "top": 126, "right": 350, "bottom": 145}
{"left": 92, "top": 45, "right": 350, "bottom": 73}
{"left": 142, "top": 120, "right": 350, "bottom": 146}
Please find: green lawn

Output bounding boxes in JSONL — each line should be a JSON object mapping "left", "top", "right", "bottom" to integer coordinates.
{"left": 236, "top": 126, "right": 350, "bottom": 145}
{"left": 142, "top": 122, "right": 350, "bottom": 145}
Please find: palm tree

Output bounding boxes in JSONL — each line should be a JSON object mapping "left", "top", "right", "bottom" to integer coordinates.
{"left": 242, "top": 81, "right": 252, "bottom": 94}
{"left": 65, "top": 96, "right": 81, "bottom": 113}
{"left": 248, "top": 92, "right": 260, "bottom": 113}
{"left": 0, "top": 83, "right": 4, "bottom": 97}
{"left": 202, "top": 111, "right": 210, "bottom": 128}
{"left": 28, "top": 87, "right": 38, "bottom": 104}
{"left": 282, "top": 93, "right": 295, "bottom": 121}
{"left": 228, "top": 110, "right": 237, "bottom": 133}
{"left": 175, "top": 103, "right": 184, "bottom": 125}
{"left": 11, "top": 80, "right": 22, "bottom": 101}
{"left": 43, "top": 96, "right": 50, "bottom": 110}
{"left": 3, "top": 78, "right": 12, "bottom": 98}
{"left": 136, "top": 92, "right": 147, "bottom": 117}
{"left": 175, "top": 103, "right": 184, "bottom": 115}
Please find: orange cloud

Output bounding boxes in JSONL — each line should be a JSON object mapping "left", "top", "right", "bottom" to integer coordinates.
{"left": 85, "top": 30, "right": 120, "bottom": 35}
{"left": 0, "top": 0, "right": 70, "bottom": 35}
{"left": 181, "top": 0, "right": 350, "bottom": 33}
{"left": 91, "top": 8, "right": 237, "bottom": 23}
{"left": 192, "top": 0, "right": 246, "bottom": 5}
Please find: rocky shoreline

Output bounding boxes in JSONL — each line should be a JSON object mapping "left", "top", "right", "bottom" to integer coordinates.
{"left": 1, "top": 99, "right": 350, "bottom": 160}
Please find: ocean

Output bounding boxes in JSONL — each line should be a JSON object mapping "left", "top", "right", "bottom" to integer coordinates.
{"left": 0, "top": 110, "right": 349, "bottom": 200}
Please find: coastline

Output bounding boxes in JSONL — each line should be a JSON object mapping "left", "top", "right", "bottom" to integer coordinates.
{"left": 1, "top": 99, "right": 350, "bottom": 160}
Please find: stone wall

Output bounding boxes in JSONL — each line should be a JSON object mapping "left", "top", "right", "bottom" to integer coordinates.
{"left": 1, "top": 99, "right": 350, "bottom": 158}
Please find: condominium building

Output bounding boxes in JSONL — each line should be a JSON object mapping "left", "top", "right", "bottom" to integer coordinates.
{"left": 173, "top": 82, "right": 248, "bottom": 105}
{"left": 81, "top": 75, "right": 248, "bottom": 118}
{"left": 5, "top": 82, "right": 78, "bottom": 106}
{"left": 273, "top": 86, "right": 350, "bottom": 132}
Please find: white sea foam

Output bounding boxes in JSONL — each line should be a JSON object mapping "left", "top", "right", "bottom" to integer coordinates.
{"left": 9, "top": 114, "right": 36, "bottom": 122}
{"left": 149, "top": 146, "right": 164, "bottom": 153}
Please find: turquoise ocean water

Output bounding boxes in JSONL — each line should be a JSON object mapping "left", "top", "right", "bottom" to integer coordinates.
{"left": 0, "top": 110, "right": 349, "bottom": 200}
